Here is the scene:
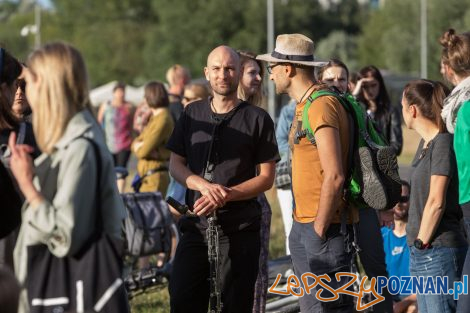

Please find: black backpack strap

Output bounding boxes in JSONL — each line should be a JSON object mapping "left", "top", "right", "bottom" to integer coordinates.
{"left": 80, "top": 137, "right": 103, "bottom": 234}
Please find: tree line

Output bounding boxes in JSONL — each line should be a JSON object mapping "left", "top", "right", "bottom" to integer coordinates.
{"left": 1, "top": 0, "right": 470, "bottom": 87}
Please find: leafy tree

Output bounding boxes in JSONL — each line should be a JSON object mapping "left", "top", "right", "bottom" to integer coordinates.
{"left": 47, "top": 0, "right": 155, "bottom": 86}
{"left": 142, "top": 0, "right": 267, "bottom": 81}
{"left": 1, "top": 0, "right": 368, "bottom": 87}
{"left": 357, "top": 0, "right": 470, "bottom": 79}
{"left": 316, "top": 30, "right": 358, "bottom": 71}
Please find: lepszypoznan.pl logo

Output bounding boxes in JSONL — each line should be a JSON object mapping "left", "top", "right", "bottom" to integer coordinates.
{"left": 268, "top": 272, "right": 468, "bottom": 311}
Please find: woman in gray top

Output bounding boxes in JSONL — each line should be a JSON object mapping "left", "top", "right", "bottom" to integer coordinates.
{"left": 8, "top": 43, "right": 127, "bottom": 313}
{"left": 402, "top": 79, "right": 467, "bottom": 313}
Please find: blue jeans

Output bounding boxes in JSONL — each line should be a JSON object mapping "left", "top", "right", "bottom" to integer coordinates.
{"left": 410, "top": 245, "right": 467, "bottom": 313}
{"left": 457, "top": 217, "right": 470, "bottom": 313}
{"left": 289, "top": 221, "right": 355, "bottom": 313}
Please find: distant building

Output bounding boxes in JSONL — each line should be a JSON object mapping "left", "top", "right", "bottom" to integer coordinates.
{"left": 318, "top": 0, "right": 383, "bottom": 10}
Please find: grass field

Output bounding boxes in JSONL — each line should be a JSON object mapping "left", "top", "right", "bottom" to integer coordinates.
{"left": 128, "top": 126, "right": 421, "bottom": 312}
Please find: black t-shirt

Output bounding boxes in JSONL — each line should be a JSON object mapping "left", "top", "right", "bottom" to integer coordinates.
{"left": 166, "top": 99, "right": 280, "bottom": 233}
{"left": 406, "top": 133, "right": 467, "bottom": 247}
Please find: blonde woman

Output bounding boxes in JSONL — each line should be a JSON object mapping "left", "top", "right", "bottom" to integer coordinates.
{"left": 237, "top": 50, "right": 271, "bottom": 313}
{"left": 9, "top": 42, "right": 127, "bottom": 313}
{"left": 237, "top": 50, "right": 265, "bottom": 107}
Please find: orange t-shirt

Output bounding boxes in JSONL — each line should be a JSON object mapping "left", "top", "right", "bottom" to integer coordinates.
{"left": 289, "top": 88, "right": 358, "bottom": 224}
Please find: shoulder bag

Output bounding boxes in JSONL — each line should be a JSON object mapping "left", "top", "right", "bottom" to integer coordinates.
{"left": 26, "top": 137, "right": 129, "bottom": 313}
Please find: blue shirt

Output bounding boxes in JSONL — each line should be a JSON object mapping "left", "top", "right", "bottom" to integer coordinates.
{"left": 381, "top": 227, "right": 410, "bottom": 284}
{"left": 275, "top": 100, "right": 296, "bottom": 161}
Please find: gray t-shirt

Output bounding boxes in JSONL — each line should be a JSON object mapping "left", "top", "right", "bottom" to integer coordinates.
{"left": 406, "top": 133, "right": 466, "bottom": 247}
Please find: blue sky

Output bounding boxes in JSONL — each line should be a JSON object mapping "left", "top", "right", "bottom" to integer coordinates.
{"left": 38, "top": 0, "right": 53, "bottom": 9}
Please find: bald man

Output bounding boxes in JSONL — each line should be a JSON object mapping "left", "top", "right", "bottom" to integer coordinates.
{"left": 166, "top": 46, "right": 279, "bottom": 312}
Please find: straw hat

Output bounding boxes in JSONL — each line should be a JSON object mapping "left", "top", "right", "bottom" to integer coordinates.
{"left": 256, "top": 33, "right": 327, "bottom": 67}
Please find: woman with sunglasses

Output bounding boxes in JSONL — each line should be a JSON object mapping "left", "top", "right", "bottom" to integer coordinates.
{"left": 353, "top": 65, "right": 403, "bottom": 156}
{"left": 11, "top": 65, "right": 32, "bottom": 122}
{"left": 182, "top": 83, "right": 210, "bottom": 108}
{"left": 0, "top": 47, "right": 25, "bottom": 273}
{"left": 402, "top": 79, "right": 467, "bottom": 313}
{"left": 0, "top": 52, "right": 39, "bottom": 162}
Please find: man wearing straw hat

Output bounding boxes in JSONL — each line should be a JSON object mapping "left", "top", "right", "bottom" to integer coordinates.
{"left": 258, "top": 34, "right": 358, "bottom": 312}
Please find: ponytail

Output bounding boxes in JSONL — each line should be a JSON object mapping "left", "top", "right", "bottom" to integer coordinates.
{"left": 430, "top": 81, "right": 449, "bottom": 132}
{"left": 403, "top": 79, "right": 450, "bottom": 132}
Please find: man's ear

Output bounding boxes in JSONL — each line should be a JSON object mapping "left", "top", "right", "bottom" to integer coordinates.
{"left": 285, "top": 64, "right": 295, "bottom": 78}
{"left": 203, "top": 67, "right": 209, "bottom": 81}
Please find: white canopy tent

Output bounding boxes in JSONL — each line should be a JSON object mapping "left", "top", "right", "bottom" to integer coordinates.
{"left": 89, "top": 81, "right": 145, "bottom": 107}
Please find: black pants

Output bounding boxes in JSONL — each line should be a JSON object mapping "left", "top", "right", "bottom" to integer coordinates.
{"left": 112, "top": 150, "right": 131, "bottom": 168}
{"left": 357, "top": 207, "right": 393, "bottom": 312}
{"left": 169, "top": 226, "right": 260, "bottom": 313}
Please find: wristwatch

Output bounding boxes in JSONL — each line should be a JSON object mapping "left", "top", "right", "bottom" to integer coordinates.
{"left": 414, "top": 238, "right": 432, "bottom": 250}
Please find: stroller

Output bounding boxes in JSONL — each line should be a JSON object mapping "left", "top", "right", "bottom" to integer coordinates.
{"left": 115, "top": 167, "right": 180, "bottom": 298}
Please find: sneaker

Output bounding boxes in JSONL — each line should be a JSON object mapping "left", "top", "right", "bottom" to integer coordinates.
{"left": 357, "top": 146, "right": 388, "bottom": 210}
{"left": 376, "top": 147, "right": 402, "bottom": 210}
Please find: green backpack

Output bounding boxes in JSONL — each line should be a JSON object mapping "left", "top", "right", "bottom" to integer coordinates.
{"left": 300, "top": 89, "right": 402, "bottom": 211}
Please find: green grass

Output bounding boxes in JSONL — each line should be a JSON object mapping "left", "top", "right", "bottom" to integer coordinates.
{"left": 129, "top": 187, "right": 286, "bottom": 313}
{"left": 129, "top": 286, "right": 170, "bottom": 313}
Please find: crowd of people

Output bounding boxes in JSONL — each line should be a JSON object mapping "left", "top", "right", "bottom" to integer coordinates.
{"left": 0, "top": 27, "right": 469, "bottom": 313}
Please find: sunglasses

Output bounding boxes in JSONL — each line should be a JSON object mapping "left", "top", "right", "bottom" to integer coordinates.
{"left": 266, "top": 63, "right": 283, "bottom": 74}
{"left": 183, "top": 96, "right": 197, "bottom": 102}
{"left": 399, "top": 195, "right": 409, "bottom": 203}
{"left": 15, "top": 79, "right": 26, "bottom": 92}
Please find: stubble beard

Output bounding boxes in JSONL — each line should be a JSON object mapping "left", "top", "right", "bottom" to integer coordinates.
{"left": 212, "top": 82, "right": 238, "bottom": 97}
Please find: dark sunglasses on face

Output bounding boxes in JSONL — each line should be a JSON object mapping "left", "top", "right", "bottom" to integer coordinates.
{"left": 183, "top": 96, "right": 196, "bottom": 102}
{"left": 15, "top": 79, "right": 26, "bottom": 92}
{"left": 399, "top": 195, "right": 409, "bottom": 203}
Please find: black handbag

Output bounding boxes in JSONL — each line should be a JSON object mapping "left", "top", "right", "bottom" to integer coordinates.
{"left": 26, "top": 138, "right": 129, "bottom": 313}
{"left": 0, "top": 161, "right": 21, "bottom": 239}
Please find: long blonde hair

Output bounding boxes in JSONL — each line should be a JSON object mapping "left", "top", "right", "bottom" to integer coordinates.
{"left": 28, "top": 42, "right": 92, "bottom": 154}
{"left": 237, "top": 51, "right": 265, "bottom": 107}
